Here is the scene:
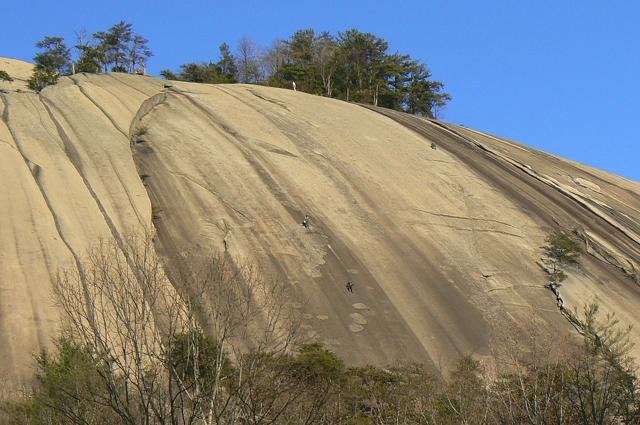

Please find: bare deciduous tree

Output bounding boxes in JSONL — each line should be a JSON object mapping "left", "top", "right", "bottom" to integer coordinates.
{"left": 489, "top": 314, "right": 572, "bottom": 424}
{"left": 236, "top": 37, "right": 263, "bottom": 84}
{"left": 261, "top": 39, "right": 288, "bottom": 78}
{"left": 314, "top": 32, "right": 338, "bottom": 97}
{"left": 52, "top": 233, "right": 301, "bottom": 425}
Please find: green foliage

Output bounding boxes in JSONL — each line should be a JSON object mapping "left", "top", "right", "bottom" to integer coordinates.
{"left": 168, "top": 331, "right": 232, "bottom": 393}
{"left": 2, "top": 339, "right": 117, "bottom": 425}
{"left": 405, "top": 62, "right": 452, "bottom": 117}
{"left": 328, "top": 28, "right": 450, "bottom": 117}
{"left": 290, "top": 342, "right": 344, "bottom": 382}
{"left": 74, "top": 45, "right": 103, "bottom": 73}
{"left": 544, "top": 229, "right": 582, "bottom": 266}
{"left": 550, "top": 269, "right": 568, "bottom": 283}
{"left": 176, "top": 63, "right": 224, "bottom": 83}
{"left": 160, "top": 69, "right": 178, "bottom": 80}
{"left": 0, "top": 70, "right": 12, "bottom": 82}
{"left": 1, "top": 236, "right": 634, "bottom": 425}
{"left": 165, "top": 28, "right": 451, "bottom": 117}
{"left": 27, "top": 25, "right": 448, "bottom": 114}
{"left": 93, "top": 21, "right": 132, "bottom": 72}
{"left": 27, "top": 68, "right": 59, "bottom": 91}
{"left": 3, "top": 322, "right": 640, "bottom": 425}
{"left": 264, "top": 27, "right": 450, "bottom": 117}
{"left": 28, "top": 36, "right": 71, "bottom": 91}
{"left": 161, "top": 45, "right": 239, "bottom": 84}
{"left": 217, "top": 42, "right": 238, "bottom": 83}
{"left": 340, "top": 363, "right": 437, "bottom": 423}
{"left": 30, "top": 21, "right": 152, "bottom": 78}
{"left": 33, "top": 36, "right": 71, "bottom": 74}
{"left": 89, "top": 21, "right": 152, "bottom": 73}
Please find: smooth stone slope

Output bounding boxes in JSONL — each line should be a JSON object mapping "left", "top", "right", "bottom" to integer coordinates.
{"left": 1, "top": 67, "right": 639, "bottom": 386}
{"left": 0, "top": 58, "right": 33, "bottom": 92}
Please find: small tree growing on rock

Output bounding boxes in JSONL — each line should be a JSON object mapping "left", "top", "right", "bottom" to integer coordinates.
{"left": 543, "top": 229, "right": 582, "bottom": 283}
{"left": 28, "top": 36, "right": 71, "bottom": 91}
{"left": 544, "top": 230, "right": 582, "bottom": 267}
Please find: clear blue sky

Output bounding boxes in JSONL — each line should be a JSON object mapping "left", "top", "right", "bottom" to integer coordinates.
{"left": 2, "top": 1, "right": 639, "bottom": 181}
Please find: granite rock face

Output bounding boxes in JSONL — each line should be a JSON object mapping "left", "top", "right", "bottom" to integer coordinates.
{"left": 0, "top": 58, "right": 33, "bottom": 92}
{"left": 1, "top": 64, "right": 639, "bottom": 385}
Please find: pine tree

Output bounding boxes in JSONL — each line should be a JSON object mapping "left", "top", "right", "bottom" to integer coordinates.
{"left": 28, "top": 36, "right": 71, "bottom": 91}
{"left": 406, "top": 61, "right": 451, "bottom": 118}
{"left": 217, "top": 42, "right": 238, "bottom": 83}
{"left": 128, "top": 34, "right": 152, "bottom": 73}
{"left": 33, "top": 36, "right": 71, "bottom": 74}
{"left": 94, "top": 21, "right": 133, "bottom": 72}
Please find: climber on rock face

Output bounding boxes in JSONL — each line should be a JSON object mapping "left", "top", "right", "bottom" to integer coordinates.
{"left": 302, "top": 215, "right": 310, "bottom": 229}
{"left": 346, "top": 281, "right": 354, "bottom": 293}
{"left": 431, "top": 142, "right": 437, "bottom": 150}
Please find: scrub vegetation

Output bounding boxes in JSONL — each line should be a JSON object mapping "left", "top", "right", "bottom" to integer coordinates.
{"left": 162, "top": 29, "right": 451, "bottom": 118}
{"left": 1, "top": 235, "right": 639, "bottom": 425}
{"left": 28, "top": 21, "right": 152, "bottom": 91}
{"left": 26, "top": 24, "right": 449, "bottom": 117}
{"left": 0, "top": 70, "right": 12, "bottom": 82}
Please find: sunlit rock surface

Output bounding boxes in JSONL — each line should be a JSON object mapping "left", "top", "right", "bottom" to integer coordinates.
{"left": 1, "top": 63, "right": 639, "bottom": 385}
